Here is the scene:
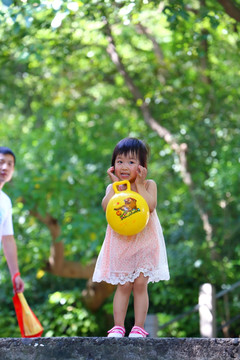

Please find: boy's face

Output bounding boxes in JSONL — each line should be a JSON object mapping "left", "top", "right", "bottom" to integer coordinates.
{"left": 0, "top": 153, "right": 15, "bottom": 187}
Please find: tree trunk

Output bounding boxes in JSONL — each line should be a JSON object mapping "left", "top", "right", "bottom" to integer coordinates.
{"left": 30, "top": 211, "right": 115, "bottom": 310}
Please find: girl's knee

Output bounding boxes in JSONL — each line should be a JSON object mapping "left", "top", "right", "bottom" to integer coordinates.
{"left": 118, "top": 282, "right": 133, "bottom": 294}
{"left": 133, "top": 274, "right": 148, "bottom": 293}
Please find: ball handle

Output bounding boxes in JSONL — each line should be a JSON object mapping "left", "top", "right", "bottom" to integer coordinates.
{"left": 112, "top": 180, "right": 131, "bottom": 194}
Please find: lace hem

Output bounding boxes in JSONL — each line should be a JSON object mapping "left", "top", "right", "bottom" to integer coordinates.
{"left": 93, "top": 267, "right": 170, "bottom": 285}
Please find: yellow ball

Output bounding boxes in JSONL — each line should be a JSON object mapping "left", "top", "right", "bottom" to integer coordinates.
{"left": 106, "top": 180, "right": 150, "bottom": 236}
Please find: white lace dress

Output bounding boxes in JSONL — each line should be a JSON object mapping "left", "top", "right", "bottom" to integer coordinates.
{"left": 92, "top": 209, "right": 170, "bottom": 285}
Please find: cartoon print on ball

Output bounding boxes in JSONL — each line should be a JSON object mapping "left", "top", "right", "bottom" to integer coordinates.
{"left": 114, "top": 197, "right": 140, "bottom": 220}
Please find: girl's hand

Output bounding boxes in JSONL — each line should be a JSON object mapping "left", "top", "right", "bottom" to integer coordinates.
{"left": 135, "top": 165, "right": 147, "bottom": 185}
{"left": 107, "top": 166, "right": 119, "bottom": 183}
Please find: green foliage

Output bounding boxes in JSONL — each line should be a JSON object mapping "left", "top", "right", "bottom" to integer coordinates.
{"left": 0, "top": 0, "right": 239, "bottom": 338}
{"left": 0, "top": 283, "right": 20, "bottom": 337}
{"left": 42, "top": 290, "right": 98, "bottom": 337}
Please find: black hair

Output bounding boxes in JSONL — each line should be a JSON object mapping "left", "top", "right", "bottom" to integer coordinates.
{"left": 111, "top": 138, "right": 149, "bottom": 168}
{"left": 0, "top": 147, "right": 16, "bottom": 164}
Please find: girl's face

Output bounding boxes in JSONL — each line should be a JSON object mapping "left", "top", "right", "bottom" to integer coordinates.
{"left": 114, "top": 152, "right": 140, "bottom": 183}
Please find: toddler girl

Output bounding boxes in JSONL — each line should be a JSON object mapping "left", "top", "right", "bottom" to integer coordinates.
{"left": 93, "top": 137, "right": 170, "bottom": 337}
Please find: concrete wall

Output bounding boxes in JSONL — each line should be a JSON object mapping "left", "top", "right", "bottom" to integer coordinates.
{"left": 0, "top": 337, "right": 239, "bottom": 360}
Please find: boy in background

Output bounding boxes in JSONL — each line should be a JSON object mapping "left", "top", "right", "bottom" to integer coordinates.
{"left": 0, "top": 146, "right": 24, "bottom": 293}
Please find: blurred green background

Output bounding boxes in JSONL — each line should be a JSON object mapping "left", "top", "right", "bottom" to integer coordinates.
{"left": 0, "top": 0, "right": 239, "bottom": 338}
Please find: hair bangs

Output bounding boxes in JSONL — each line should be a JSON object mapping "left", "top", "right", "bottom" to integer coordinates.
{"left": 111, "top": 138, "right": 149, "bottom": 168}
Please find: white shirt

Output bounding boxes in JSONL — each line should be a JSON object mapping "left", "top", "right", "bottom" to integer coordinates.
{"left": 0, "top": 190, "right": 14, "bottom": 246}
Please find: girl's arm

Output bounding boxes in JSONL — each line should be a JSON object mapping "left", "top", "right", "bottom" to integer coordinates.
{"left": 136, "top": 180, "right": 157, "bottom": 212}
{"left": 135, "top": 166, "right": 157, "bottom": 212}
{"left": 102, "top": 166, "right": 120, "bottom": 212}
{"left": 102, "top": 184, "right": 114, "bottom": 212}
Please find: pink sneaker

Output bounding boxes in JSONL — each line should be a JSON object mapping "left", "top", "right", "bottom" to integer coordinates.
{"left": 107, "top": 326, "right": 125, "bottom": 338}
{"left": 129, "top": 326, "right": 149, "bottom": 338}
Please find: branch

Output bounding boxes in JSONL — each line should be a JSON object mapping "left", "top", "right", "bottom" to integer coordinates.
{"left": 199, "top": 28, "right": 211, "bottom": 85}
{"left": 216, "top": 0, "right": 240, "bottom": 22}
{"left": 135, "top": 23, "right": 165, "bottom": 67}
{"left": 104, "top": 20, "right": 214, "bottom": 246}
{"left": 135, "top": 23, "right": 167, "bottom": 84}
{"left": 30, "top": 211, "right": 61, "bottom": 241}
{"left": 82, "top": 280, "right": 115, "bottom": 311}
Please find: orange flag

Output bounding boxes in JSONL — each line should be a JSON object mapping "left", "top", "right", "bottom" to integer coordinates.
{"left": 13, "top": 292, "right": 44, "bottom": 338}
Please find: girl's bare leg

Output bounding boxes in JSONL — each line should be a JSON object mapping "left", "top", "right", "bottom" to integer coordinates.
{"left": 133, "top": 273, "right": 149, "bottom": 328}
{"left": 113, "top": 282, "right": 133, "bottom": 327}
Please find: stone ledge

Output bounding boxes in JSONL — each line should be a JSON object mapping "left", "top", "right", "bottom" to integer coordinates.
{"left": 0, "top": 337, "right": 239, "bottom": 360}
